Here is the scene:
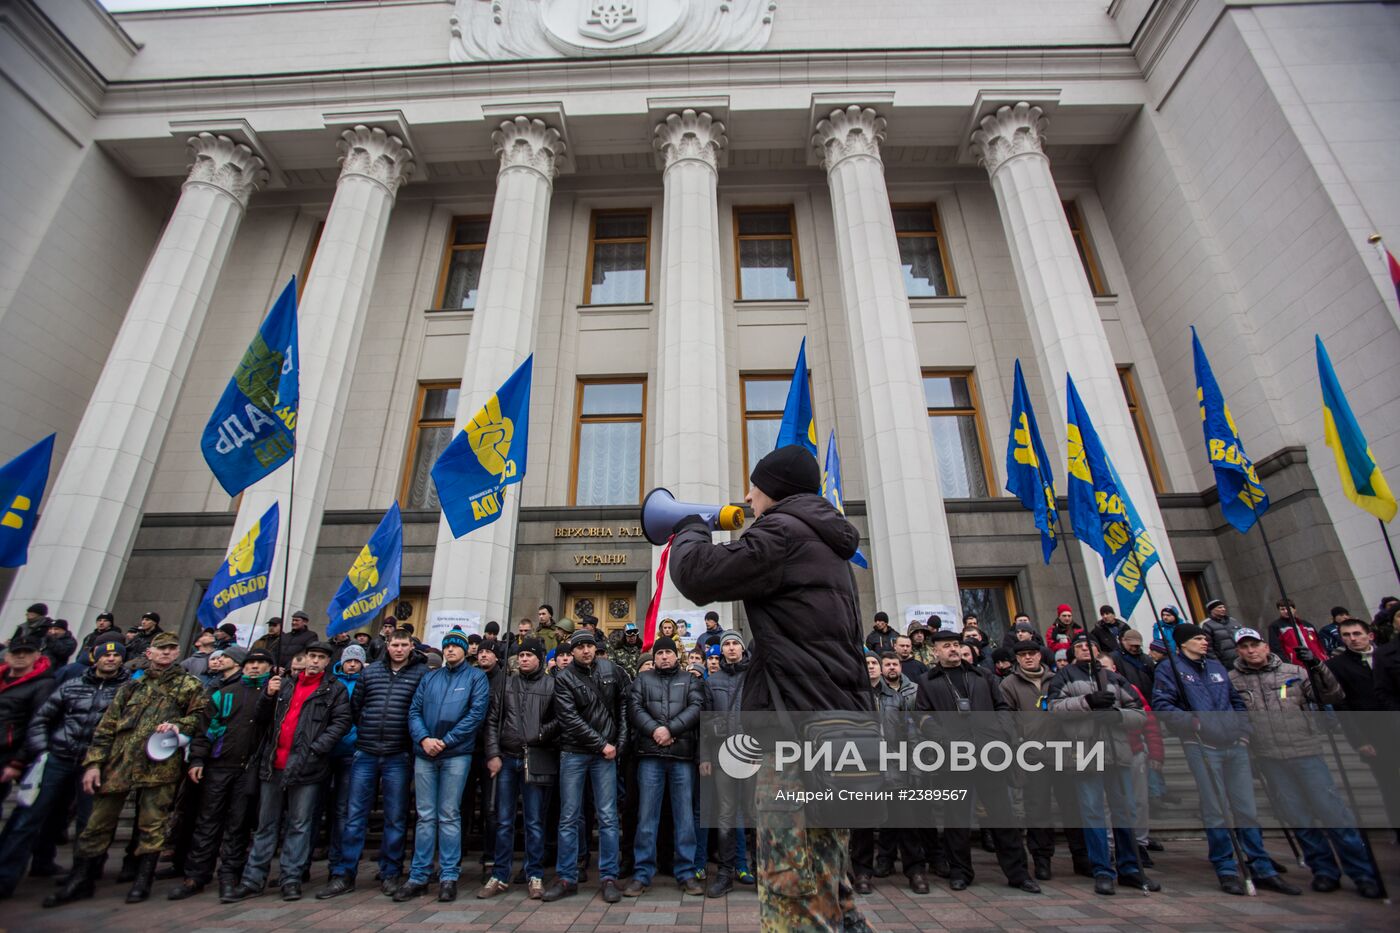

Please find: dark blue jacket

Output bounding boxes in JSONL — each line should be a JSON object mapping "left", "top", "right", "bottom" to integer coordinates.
{"left": 352, "top": 653, "right": 426, "bottom": 756}
{"left": 409, "top": 660, "right": 489, "bottom": 759}
{"left": 332, "top": 662, "right": 360, "bottom": 758}
{"left": 1150, "top": 651, "right": 1251, "bottom": 748}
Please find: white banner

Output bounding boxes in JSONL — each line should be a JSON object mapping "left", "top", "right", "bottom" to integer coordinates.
{"left": 904, "top": 604, "right": 960, "bottom": 634}
{"left": 426, "top": 609, "right": 482, "bottom": 649}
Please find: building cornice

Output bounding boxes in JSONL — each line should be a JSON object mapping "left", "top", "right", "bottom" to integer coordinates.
{"left": 97, "top": 46, "right": 1142, "bottom": 119}
{"left": 0, "top": 0, "right": 110, "bottom": 126}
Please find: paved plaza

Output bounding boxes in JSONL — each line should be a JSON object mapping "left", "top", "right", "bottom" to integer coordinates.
{"left": 5, "top": 833, "right": 1396, "bottom": 932}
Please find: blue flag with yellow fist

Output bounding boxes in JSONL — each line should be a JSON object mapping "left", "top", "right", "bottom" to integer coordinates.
{"left": 327, "top": 501, "right": 402, "bottom": 636}
{"left": 0, "top": 433, "right": 55, "bottom": 568}
{"left": 1005, "top": 361, "right": 1057, "bottom": 563}
{"left": 433, "top": 355, "right": 532, "bottom": 537}
{"left": 201, "top": 278, "right": 299, "bottom": 496}
{"left": 776, "top": 338, "right": 818, "bottom": 457}
{"left": 1192, "top": 327, "right": 1268, "bottom": 533}
{"left": 821, "top": 429, "right": 868, "bottom": 569}
{"left": 197, "top": 502, "right": 278, "bottom": 627}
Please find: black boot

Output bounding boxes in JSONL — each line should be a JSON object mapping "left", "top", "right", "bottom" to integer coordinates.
{"left": 44, "top": 856, "right": 101, "bottom": 908}
{"left": 116, "top": 853, "right": 140, "bottom": 884}
{"left": 126, "top": 853, "right": 159, "bottom": 903}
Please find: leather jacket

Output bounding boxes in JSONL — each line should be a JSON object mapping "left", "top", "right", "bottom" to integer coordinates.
{"left": 485, "top": 667, "right": 559, "bottom": 760}
{"left": 553, "top": 657, "right": 629, "bottom": 755}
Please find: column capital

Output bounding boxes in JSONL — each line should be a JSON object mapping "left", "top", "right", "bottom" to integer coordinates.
{"left": 653, "top": 109, "right": 728, "bottom": 173}
{"left": 970, "top": 102, "right": 1048, "bottom": 176}
{"left": 811, "top": 105, "right": 886, "bottom": 172}
{"left": 492, "top": 116, "right": 566, "bottom": 182}
{"left": 337, "top": 125, "right": 415, "bottom": 195}
{"left": 184, "top": 133, "right": 268, "bottom": 207}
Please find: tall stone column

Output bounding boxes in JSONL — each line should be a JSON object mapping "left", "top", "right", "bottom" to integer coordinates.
{"left": 970, "top": 102, "right": 1183, "bottom": 626}
{"left": 224, "top": 126, "right": 413, "bottom": 631}
{"left": 1, "top": 135, "right": 266, "bottom": 633}
{"left": 812, "top": 106, "right": 961, "bottom": 616}
{"left": 427, "top": 118, "right": 564, "bottom": 627}
{"left": 651, "top": 109, "right": 732, "bottom": 624}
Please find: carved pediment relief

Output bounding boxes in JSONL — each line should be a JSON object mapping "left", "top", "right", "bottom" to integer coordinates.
{"left": 450, "top": 0, "right": 777, "bottom": 62}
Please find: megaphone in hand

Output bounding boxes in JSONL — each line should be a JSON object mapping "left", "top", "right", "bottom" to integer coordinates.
{"left": 146, "top": 730, "right": 191, "bottom": 762}
{"left": 641, "top": 487, "right": 744, "bottom": 546}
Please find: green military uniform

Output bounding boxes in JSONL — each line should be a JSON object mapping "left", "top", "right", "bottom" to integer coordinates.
{"left": 755, "top": 758, "right": 872, "bottom": 933}
{"left": 911, "top": 641, "right": 935, "bottom": 668}
{"left": 610, "top": 632, "right": 641, "bottom": 679}
{"left": 78, "top": 641, "right": 208, "bottom": 858}
{"left": 537, "top": 620, "right": 563, "bottom": 654}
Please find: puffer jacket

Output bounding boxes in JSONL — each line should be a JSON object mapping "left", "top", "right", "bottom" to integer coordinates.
{"left": 1202, "top": 615, "right": 1248, "bottom": 666}
{"left": 554, "top": 656, "right": 629, "bottom": 755}
{"left": 0, "top": 656, "right": 56, "bottom": 768}
{"left": 1046, "top": 662, "right": 1146, "bottom": 764}
{"left": 484, "top": 666, "right": 558, "bottom": 760}
{"left": 25, "top": 666, "right": 128, "bottom": 763}
{"left": 1228, "top": 653, "right": 1343, "bottom": 759}
{"left": 408, "top": 660, "right": 489, "bottom": 759}
{"left": 352, "top": 653, "right": 427, "bottom": 756}
{"left": 258, "top": 672, "right": 351, "bottom": 785}
{"left": 701, "top": 655, "right": 748, "bottom": 760}
{"left": 629, "top": 663, "right": 705, "bottom": 760}
{"left": 670, "top": 493, "right": 869, "bottom": 713}
{"left": 1151, "top": 651, "right": 1251, "bottom": 747}
{"left": 191, "top": 673, "right": 274, "bottom": 770}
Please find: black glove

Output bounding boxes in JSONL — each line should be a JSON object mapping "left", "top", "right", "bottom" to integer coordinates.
{"left": 1294, "top": 645, "right": 1319, "bottom": 668}
{"left": 671, "top": 514, "right": 709, "bottom": 536}
{"left": 1086, "top": 690, "right": 1116, "bottom": 710}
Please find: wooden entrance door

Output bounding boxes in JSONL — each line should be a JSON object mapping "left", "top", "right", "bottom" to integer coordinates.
{"left": 563, "top": 586, "right": 636, "bottom": 638}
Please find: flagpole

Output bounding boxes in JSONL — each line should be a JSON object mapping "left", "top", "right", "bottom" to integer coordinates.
{"left": 1053, "top": 512, "right": 1091, "bottom": 631}
{"left": 1376, "top": 518, "right": 1400, "bottom": 587}
{"left": 279, "top": 448, "right": 296, "bottom": 639}
{"left": 1253, "top": 515, "right": 1290, "bottom": 603}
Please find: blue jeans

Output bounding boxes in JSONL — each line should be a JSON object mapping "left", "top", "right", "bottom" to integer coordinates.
{"left": 242, "top": 780, "right": 319, "bottom": 889}
{"left": 325, "top": 756, "right": 355, "bottom": 871}
{"left": 556, "top": 751, "right": 619, "bottom": 883}
{"left": 0, "top": 756, "right": 82, "bottom": 894}
{"left": 632, "top": 757, "right": 697, "bottom": 885}
{"left": 330, "top": 750, "right": 412, "bottom": 880}
{"left": 1074, "top": 765, "right": 1141, "bottom": 879}
{"left": 1181, "top": 743, "right": 1277, "bottom": 880}
{"left": 492, "top": 756, "right": 548, "bottom": 883}
{"left": 409, "top": 755, "right": 471, "bottom": 884}
{"left": 1257, "top": 756, "right": 1377, "bottom": 884}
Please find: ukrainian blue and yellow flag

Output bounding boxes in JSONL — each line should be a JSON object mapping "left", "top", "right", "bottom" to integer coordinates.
{"left": 201, "top": 278, "right": 299, "bottom": 496}
{"left": 197, "top": 502, "right": 278, "bottom": 627}
{"left": 821, "top": 429, "right": 868, "bottom": 569}
{"left": 0, "top": 433, "right": 55, "bottom": 568}
{"left": 1317, "top": 335, "right": 1397, "bottom": 522}
{"left": 1192, "top": 327, "right": 1268, "bottom": 533}
{"left": 776, "top": 337, "right": 818, "bottom": 457}
{"left": 1065, "top": 374, "right": 1135, "bottom": 575}
{"left": 327, "top": 501, "right": 403, "bottom": 637}
{"left": 1005, "top": 360, "right": 1058, "bottom": 563}
{"left": 433, "top": 355, "right": 533, "bottom": 537}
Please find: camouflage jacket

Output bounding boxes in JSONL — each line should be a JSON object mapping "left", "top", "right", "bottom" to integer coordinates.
{"left": 82, "top": 664, "right": 208, "bottom": 793}
{"left": 611, "top": 639, "right": 641, "bottom": 679}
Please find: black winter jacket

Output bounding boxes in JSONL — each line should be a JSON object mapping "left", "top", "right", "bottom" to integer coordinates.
{"left": 275, "top": 627, "right": 320, "bottom": 672}
{"left": 41, "top": 632, "right": 77, "bottom": 670}
{"left": 192, "top": 674, "right": 275, "bottom": 770}
{"left": 25, "top": 666, "right": 128, "bottom": 763}
{"left": 484, "top": 667, "right": 558, "bottom": 760}
{"left": 79, "top": 625, "right": 122, "bottom": 661}
{"left": 0, "top": 657, "right": 57, "bottom": 768}
{"left": 629, "top": 664, "right": 705, "bottom": 760}
{"left": 352, "top": 654, "right": 427, "bottom": 756}
{"left": 553, "top": 657, "right": 629, "bottom": 755}
{"left": 914, "top": 662, "right": 1012, "bottom": 743}
{"left": 125, "top": 625, "right": 163, "bottom": 661}
{"left": 670, "top": 493, "right": 869, "bottom": 713}
{"left": 258, "top": 673, "right": 351, "bottom": 785}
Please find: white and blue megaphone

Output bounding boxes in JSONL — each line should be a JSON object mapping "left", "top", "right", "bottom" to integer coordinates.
{"left": 145, "top": 731, "right": 191, "bottom": 762}
{"left": 640, "top": 487, "right": 745, "bottom": 546}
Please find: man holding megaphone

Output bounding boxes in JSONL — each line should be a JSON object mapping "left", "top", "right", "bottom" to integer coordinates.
{"left": 664, "top": 445, "right": 872, "bottom": 933}
{"left": 48, "top": 631, "right": 208, "bottom": 908}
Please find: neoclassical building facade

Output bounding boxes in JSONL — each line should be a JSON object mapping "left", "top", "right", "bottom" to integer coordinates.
{"left": 2, "top": 0, "right": 1398, "bottom": 646}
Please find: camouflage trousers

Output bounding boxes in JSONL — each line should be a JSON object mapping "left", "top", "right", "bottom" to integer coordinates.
{"left": 755, "top": 769, "right": 875, "bottom": 933}
{"left": 75, "top": 783, "right": 177, "bottom": 858}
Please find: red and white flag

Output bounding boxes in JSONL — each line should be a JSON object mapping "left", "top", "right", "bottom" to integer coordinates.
{"left": 1372, "top": 235, "right": 1400, "bottom": 305}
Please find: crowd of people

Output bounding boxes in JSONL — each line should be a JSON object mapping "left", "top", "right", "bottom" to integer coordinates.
{"left": 0, "top": 590, "right": 1396, "bottom": 915}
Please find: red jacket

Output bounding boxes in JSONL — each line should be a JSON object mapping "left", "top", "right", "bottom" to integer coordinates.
{"left": 274, "top": 671, "right": 323, "bottom": 770}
